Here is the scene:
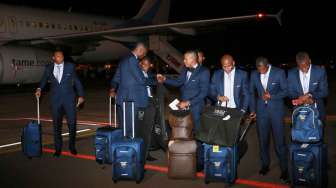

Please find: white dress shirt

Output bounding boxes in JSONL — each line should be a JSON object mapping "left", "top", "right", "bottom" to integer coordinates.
{"left": 222, "top": 68, "right": 236, "bottom": 108}
{"left": 299, "top": 65, "right": 311, "bottom": 94}
{"left": 260, "top": 65, "right": 271, "bottom": 91}
{"left": 53, "top": 62, "right": 64, "bottom": 83}
{"left": 142, "top": 71, "right": 153, "bottom": 97}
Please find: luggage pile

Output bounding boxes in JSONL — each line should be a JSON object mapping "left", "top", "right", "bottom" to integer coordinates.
{"left": 167, "top": 110, "right": 197, "bottom": 179}
{"left": 95, "top": 99, "right": 144, "bottom": 184}
{"left": 195, "top": 104, "right": 253, "bottom": 185}
{"left": 289, "top": 104, "right": 328, "bottom": 187}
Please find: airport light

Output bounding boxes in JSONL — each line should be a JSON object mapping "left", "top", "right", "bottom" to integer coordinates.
{"left": 257, "top": 13, "right": 265, "bottom": 18}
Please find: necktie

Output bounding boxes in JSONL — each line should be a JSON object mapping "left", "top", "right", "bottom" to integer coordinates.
{"left": 303, "top": 74, "right": 308, "bottom": 94}
{"left": 261, "top": 74, "right": 267, "bottom": 90}
{"left": 56, "top": 65, "right": 61, "bottom": 83}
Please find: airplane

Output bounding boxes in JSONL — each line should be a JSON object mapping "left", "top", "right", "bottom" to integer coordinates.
{"left": 0, "top": 0, "right": 282, "bottom": 85}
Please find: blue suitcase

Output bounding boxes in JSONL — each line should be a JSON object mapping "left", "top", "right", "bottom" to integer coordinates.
{"left": 290, "top": 142, "right": 328, "bottom": 188}
{"left": 22, "top": 98, "right": 42, "bottom": 158}
{"left": 203, "top": 144, "right": 238, "bottom": 184}
{"left": 95, "top": 97, "right": 123, "bottom": 164}
{"left": 202, "top": 114, "right": 252, "bottom": 184}
{"left": 111, "top": 101, "right": 144, "bottom": 183}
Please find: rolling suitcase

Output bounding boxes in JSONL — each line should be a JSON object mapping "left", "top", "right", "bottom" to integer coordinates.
{"left": 168, "top": 139, "right": 197, "bottom": 179}
{"left": 203, "top": 114, "right": 253, "bottom": 184}
{"left": 22, "top": 97, "right": 42, "bottom": 158}
{"left": 290, "top": 142, "right": 328, "bottom": 188}
{"left": 95, "top": 97, "right": 123, "bottom": 164}
{"left": 203, "top": 144, "right": 237, "bottom": 184}
{"left": 110, "top": 101, "right": 144, "bottom": 184}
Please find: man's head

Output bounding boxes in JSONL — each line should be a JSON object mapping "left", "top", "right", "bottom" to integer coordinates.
{"left": 53, "top": 50, "right": 64, "bottom": 64}
{"left": 132, "top": 42, "right": 148, "bottom": 59}
{"left": 197, "top": 50, "right": 205, "bottom": 65}
{"left": 183, "top": 50, "right": 199, "bottom": 68}
{"left": 256, "top": 56, "right": 270, "bottom": 74}
{"left": 139, "top": 56, "right": 152, "bottom": 73}
{"left": 220, "top": 54, "right": 235, "bottom": 74}
{"left": 296, "top": 51, "right": 311, "bottom": 73}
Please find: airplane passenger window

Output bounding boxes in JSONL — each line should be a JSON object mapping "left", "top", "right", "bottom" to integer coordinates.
{"left": 74, "top": 25, "right": 78, "bottom": 30}
{"left": 51, "top": 24, "right": 55, "bottom": 29}
{"left": 32, "top": 22, "right": 37, "bottom": 28}
{"left": 39, "top": 22, "right": 43, "bottom": 28}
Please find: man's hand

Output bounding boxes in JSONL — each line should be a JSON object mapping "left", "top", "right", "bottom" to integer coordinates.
{"left": 262, "top": 91, "right": 271, "bottom": 101}
{"left": 156, "top": 74, "right": 166, "bottom": 83}
{"left": 35, "top": 88, "right": 41, "bottom": 98}
{"left": 109, "top": 89, "right": 117, "bottom": 98}
{"left": 177, "top": 101, "right": 190, "bottom": 110}
{"left": 297, "top": 94, "right": 314, "bottom": 105}
{"left": 250, "top": 112, "right": 256, "bottom": 119}
{"left": 217, "top": 95, "right": 229, "bottom": 102}
{"left": 77, "top": 97, "right": 85, "bottom": 108}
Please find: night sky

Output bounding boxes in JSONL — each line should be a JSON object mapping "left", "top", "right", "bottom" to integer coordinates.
{"left": 1, "top": 0, "right": 335, "bottom": 67}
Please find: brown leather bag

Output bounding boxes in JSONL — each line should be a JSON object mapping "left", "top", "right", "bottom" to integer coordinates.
{"left": 168, "top": 110, "right": 193, "bottom": 139}
{"left": 168, "top": 139, "right": 197, "bottom": 179}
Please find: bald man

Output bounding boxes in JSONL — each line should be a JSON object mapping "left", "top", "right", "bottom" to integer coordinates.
{"left": 209, "top": 54, "right": 249, "bottom": 113}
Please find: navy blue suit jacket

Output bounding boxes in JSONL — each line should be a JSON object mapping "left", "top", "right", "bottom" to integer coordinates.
{"left": 111, "top": 54, "right": 154, "bottom": 108}
{"left": 39, "top": 62, "right": 84, "bottom": 104}
{"left": 164, "top": 65, "right": 210, "bottom": 107}
{"left": 287, "top": 65, "right": 328, "bottom": 118}
{"left": 249, "top": 66, "right": 287, "bottom": 116}
{"left": 209, "top": 69, "right": 249, "bottom": 112}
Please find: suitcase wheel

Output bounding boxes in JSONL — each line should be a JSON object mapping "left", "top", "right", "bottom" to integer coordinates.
{"left": 136, "top": 180, "right": 141, "bottom": 184}
{"left": 205, "top": 180, "right": 210, "bottom": 184}
{"left": 113, "top": 180, "right": 117, "bottom": 184}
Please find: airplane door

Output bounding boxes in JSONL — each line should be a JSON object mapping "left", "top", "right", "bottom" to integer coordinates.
{"left": 0, "top": 16, "right": 6, "bottom": 33}
{"left": 7, "top": 16, "right": 17, "bottom": 33}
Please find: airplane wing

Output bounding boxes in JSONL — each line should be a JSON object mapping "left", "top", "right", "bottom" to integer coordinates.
{"left": 20, "top": 11, "right": 282, "bottom": 44}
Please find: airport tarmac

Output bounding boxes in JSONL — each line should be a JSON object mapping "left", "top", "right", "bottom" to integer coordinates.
{"left": 0, "top": 84, "right": 335, "bottom": 188}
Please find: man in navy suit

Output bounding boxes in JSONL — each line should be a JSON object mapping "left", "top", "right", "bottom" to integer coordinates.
{"left": 157, "top": 50, "right": 210, "bottom": 130}
{"left": 249, "top": 57, "right": 288, "bottom": 182}
{"left": 288, "top": 52, "right": 328, "bottom": 120}
{"left": 209, "top": 54, "right": 249, "bottom": 113}
{"left": 35, "top": 50, "right": 85, "bottom": 157}
{"left": 110, "top": 42, "right": 150, "bottom": 137}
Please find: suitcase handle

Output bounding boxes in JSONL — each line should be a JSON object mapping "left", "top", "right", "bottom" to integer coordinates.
{"left": 37, "top": 97, "right": 40, "bottom": 124}
{"left": 122, "top": 101, "right": 135, "bottom": 138}
{"left": 109, "top": 96, "right": 117, "bottom": 128}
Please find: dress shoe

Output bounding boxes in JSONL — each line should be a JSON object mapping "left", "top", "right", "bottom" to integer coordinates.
{"left": 146, "top": 154, "right": 157, "bottom": 161}
{"left": 53, "top": 151, "right": 61, "bottom": 157}
{"left": 259, "top": 166, "right": 270, "bottom": 175}
{"left": 70, "top": 148, "right": 77, "bottom": 155}
{"left": 280, "top": 170, "right": 290, "bottom": 183}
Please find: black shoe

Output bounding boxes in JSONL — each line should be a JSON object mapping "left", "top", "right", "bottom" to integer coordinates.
{"left": 146, "top": 155, "right": 157, "bottom": 161}
{"left": 70, "top": 148, "right": 77, "bottom": 155}
{"left": 53, "top": 151, "right": 61, "bottom": 158}
{"left": 259, "top": 166, "right": 270, "bottom": 175}
{"left": 280, "top": 170, "right": 290, "bottom": 183}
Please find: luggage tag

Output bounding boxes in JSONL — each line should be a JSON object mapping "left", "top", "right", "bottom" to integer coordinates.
{"left": 213, "top": 145, "right": 219, "bottom": 152}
